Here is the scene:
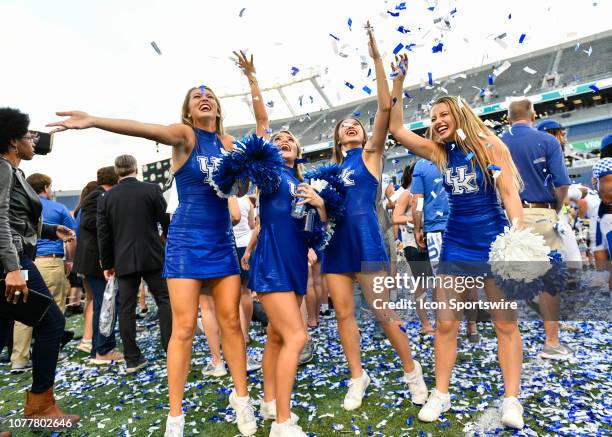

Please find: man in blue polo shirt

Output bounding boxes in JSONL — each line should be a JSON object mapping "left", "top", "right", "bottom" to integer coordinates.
{"left": 502, "top": 99, "right": 572, "bottom": 360}
{"left": 592, "top": 134, "right": 612, "bottom": 297}
{"left": 10, "top": 173, "right": 76, "bottom": 373}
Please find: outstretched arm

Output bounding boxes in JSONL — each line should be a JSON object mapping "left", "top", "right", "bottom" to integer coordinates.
{"left": 234, "top": 50, "right": 270, "bottom": 139}
{"left": 47, "top": 111, "right": 192, "bottom": 147}
{"left": 364, "top": 23, "right": 391, "bottom": 157}
{"left": 389, "top": 55, "right": 436, "bottom": 160}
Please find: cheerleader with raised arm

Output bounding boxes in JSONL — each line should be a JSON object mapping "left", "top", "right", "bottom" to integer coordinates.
{"left": 321, "top": 24, "right": 428, "bottom": 411}
{"left": 389, "top": 55, "right": 525, "bottom": 429}
{"left": 234, "top": 51, "right": 327, "bottom": 437}
{"left": 48, "top": 87, "right": 257, "bottom": 437}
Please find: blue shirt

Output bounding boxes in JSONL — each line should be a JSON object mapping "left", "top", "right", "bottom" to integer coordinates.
{"left": 502, "top": 123, "right": 570, "bottom": 203}
{"left": 410, "top": 159, "right": 449, "bottom": 233}
{"left": 36, "top": 196, "right": 76, "bottom": 257}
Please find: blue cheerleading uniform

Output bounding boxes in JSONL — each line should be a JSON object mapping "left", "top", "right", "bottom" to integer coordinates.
{"left": 163, "top": 128, "right": 239, "bottom": 279}
{"left": 249, "top": 166, "right": 309, "bottom": 295}
{"left": 322, "top": 147, "right": 389, "bottom": 273}
{"left": 439, "top": 142, "right": 507, "bottom": 275}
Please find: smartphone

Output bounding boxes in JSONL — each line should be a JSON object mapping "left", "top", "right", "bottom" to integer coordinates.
{"left": 32, "top": 131, "right": 53, "bottom": 155}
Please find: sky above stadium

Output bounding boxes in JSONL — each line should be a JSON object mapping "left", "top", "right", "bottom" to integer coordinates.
{"left": 1, "top": 0, "right": 611, "bottom": 190}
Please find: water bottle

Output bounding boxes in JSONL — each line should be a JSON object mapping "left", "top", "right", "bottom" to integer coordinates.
{"left": 291, "top": 177, "right": 309, "bottom": 219}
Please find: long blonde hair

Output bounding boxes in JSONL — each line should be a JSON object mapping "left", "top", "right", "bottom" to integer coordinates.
{"left": 181, "top": 86, "right": 225, "bottom": 136}
{"left": 428, "top": 96, "right": 522, "bottom": 193}
{"left": 271, "top": 130, "right": 304, "bottom": 182}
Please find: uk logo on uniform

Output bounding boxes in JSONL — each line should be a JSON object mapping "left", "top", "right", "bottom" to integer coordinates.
{"left": 341, "top": 168, "right": 355, "bottom": 186}
{"left": 198, "top": 156, "right": 221, "bottom": 182}
{"left": 444, "top": 165, "right": 478, "bottom": 194}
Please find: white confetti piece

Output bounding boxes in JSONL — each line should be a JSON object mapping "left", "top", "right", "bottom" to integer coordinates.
{"left": 523, "top": 66, "right": 537, "bottom": 75}
{"left": 456, "top": 128, "right": 467, "bottom": 140}
{"left": 493, "top": 60, "right": 511, "bottom": 77}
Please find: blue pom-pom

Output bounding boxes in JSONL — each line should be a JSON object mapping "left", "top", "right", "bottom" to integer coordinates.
{"left": 542, "top": 250, "right": 568, "bottom": 295}
{"left": 304, "top": 163, "right": 346, "bottom": 196}
{"left": 241, "top": 135, "right": 284, "bottom": 194}
{"left": 210, "top": 134, "right": 283, "bottom": 197}
{"left": 309, "top": 217, "right": 334, "bottom": 251}
{"left": 494, "top": 275, "right": 544, "bottom": 300}
{"left": 318, "top": 185, "right": 346, "bottom": 222}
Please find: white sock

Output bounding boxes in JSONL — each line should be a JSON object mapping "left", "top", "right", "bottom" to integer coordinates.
{"left": 321, "top": 303, "right": 329, "bottom": 312}
{"left": 233, "top": 390, "right": 250, "bottom": 403}
{"left": 167, "top": 414, "right": 184, "bottom": 423}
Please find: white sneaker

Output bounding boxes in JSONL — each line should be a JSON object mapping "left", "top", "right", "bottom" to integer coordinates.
{"left": 76, "top": 339, "right": 92, "bottom": 353}
{"left": 501, "top": 396, "right": 524, "bottom": 429}
{"left": 228, "top": 389, "right": 257, "bottom": 436}
{"left": 418, "top": 389, "right": 451, "bottom": 422}
{"left": 247, "top": 356, "right": 262, "bottom": 372}
{"left": 260, "top": 399, "right": 299, "bottom": 423}
{"left": 342, "top": 370, "right": 370, "bottom": 411}
{"left": 164, "top": 414, "right": 184, "bottom": 437}
{"left": 401, "top": 360, "right": 428, "bottom": 405}
{"left": 269, "top": 419, "right": 307, "bottom": 437}
{"left": 202, "top": 360, "right": 227, "bottom": 377}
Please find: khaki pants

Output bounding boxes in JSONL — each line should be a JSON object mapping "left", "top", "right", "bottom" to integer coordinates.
{"left": 522, "top": 208, "right": 562, "bottom": 251}
{"left": 11, "top": 257, "right": 69, "bottom": 365}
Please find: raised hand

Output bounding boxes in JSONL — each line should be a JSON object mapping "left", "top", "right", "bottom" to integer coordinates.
{"left": 390, "top": 54, "right": 409, "bottom": 84}
{"left": 233, "top": 50, "right": 256, "bottom": 78}
{"left": 46, "top": 111, "right": 95, "bottom": 133}
{"left": 366, "top": 21, "right": 381, "bottom": 59}
{"left": 296, "top": 183, "right": 324, "bottom": 209}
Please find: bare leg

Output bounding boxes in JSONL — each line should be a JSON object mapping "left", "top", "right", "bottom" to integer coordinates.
{"left": 200, "top": 294, "right": 223, "bottom": 365}
{"left": 166, "top": 278, "right": 201, "bottom": 417}
{"left": 305, "top": 265, "right": 319, "bottom": 327}
{"left": 211, "top": 275, "right": 248, "bottom": 397}
{"left": 414, "top": 285, "right": 434, "bottom": 334}
{"left": 358, "top": 271, "right": 416, "bottom": 373}
{"left": 326, "top": 273, "right": 362, "bottom": 379}
{"left": 484, "top": 279, "right": 522, "bottom": 397}
{"left": 262, "top": 323, "right": 281, "bottom": 403}
{"left": 465, "top": 288, "right": 478, "bottom": 335}
{"left": 259, "top": 293, "right": 307, "bottom": 424}
{"left": 239, "top": 280, "right": 253, "bottom": 344}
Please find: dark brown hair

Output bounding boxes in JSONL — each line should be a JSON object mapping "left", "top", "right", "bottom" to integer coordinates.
{"left": 331, "top": 118, "right": 368, "bottom": 165}
{"left": 97, "top": 166, "right": 118, "bottom": 186}
{"left": 73, "top": 180, "right": 98, "bottom": 216}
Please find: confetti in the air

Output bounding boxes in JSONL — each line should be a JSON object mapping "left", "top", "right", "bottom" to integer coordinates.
{"left": 393, "top": 43, "right": 404, "bottom": 55}
{"left": 457, "top": 128, "right": 467, "bottom": 141}
{"left": 345, "top": 81, "right": 355, "bottom": 90}
{"left": 518, "top": 33, "right": 526, "bottom": 44}
{"left": 432, "top": 42, "right": 444, "bottom": 53}
{"left": 523, "top": 66, "right": 537, "bottom": 75}
{"left": 239, "top": 7, "right": 246, "bottom": 17}
{"left": 150, "top": 41, "right": 162, "bottom": 55}
{"left": 290, "top": 66, "right": 300, "bottom": 76}
{"left": 362, "top": 85, "right": 372, "bottom": 95}
{"left": 347, "top": 18, "right": 353, "bottom": 30}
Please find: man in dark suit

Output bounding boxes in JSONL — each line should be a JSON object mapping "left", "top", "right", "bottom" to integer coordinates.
{"left": 73, "top": 166, "right": 122, "bottom": 364}
{"left": 97, "top": 155, "right": 172, "bottom": 374}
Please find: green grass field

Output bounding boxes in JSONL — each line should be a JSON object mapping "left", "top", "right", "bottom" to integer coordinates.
{"left": 1, "top": 308, "right": 610, "bottom": 436}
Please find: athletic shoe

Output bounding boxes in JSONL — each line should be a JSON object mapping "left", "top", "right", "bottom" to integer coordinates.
{"left": 126, "top": 356, "right": 148, "bottom": 374}
{"left": 90, "top": 349, "right": 125, "bottom": 364}
{"left": 76, "top": 339, "right": 92, "bottom": 354}
{"left": 269, "top": 419, "right": 307, "bottom": 437}
{"left": 10, "top": 360, "right": 32, "bottom": 374}
{"left": 259, "top": 399, "right": 299, "bottom": 423}
{"left": 342, "top": 370, "right": 370, "bottom": 411}
{"left": 320, "top": 309, "right": 334, "bottom": 319}
{"left": 540, "top": 343, "right": 574, "bottom": 360}
{"left": 246, "top": 356, "right": 262, "bottom": 372}
{"left": 418, "top": 389, "right": 451, "bottom": 422}
{"left": 202, "top": 361, "right": 227, "bottom": 377}
{"left": 228, "top": 389, "right": 257, "bottom": 436}
{"left": 298, "top": 339, "right": 314, "bottom": 366}
{"left": 195, "top": 317, "right": 204, "bottom": 336}
{"left": 501, "top": 396, "right": 524, "bottom": 429}
{"left": 164, "top": 414, "right": 184, "bottom": 437}
{"left": 401, "top": 360, "right": 428, "bottom": 405}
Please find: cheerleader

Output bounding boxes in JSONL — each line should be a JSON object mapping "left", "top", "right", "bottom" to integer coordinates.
{"left": 321, "top": 25, "right": 428, "bottom": 411}
{"left": 48, "top": 88, "right": 257, "bottom": 437}
{"left": 389, "top": 55, "right": 525, "bottom": 429}
{"left": 234, "top": 51, "right": 325, "bottom": 437}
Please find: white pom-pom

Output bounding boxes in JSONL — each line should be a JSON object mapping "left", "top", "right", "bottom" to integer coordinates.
{"left": 489, "top": 222, "right": 552, "bottom": 283}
